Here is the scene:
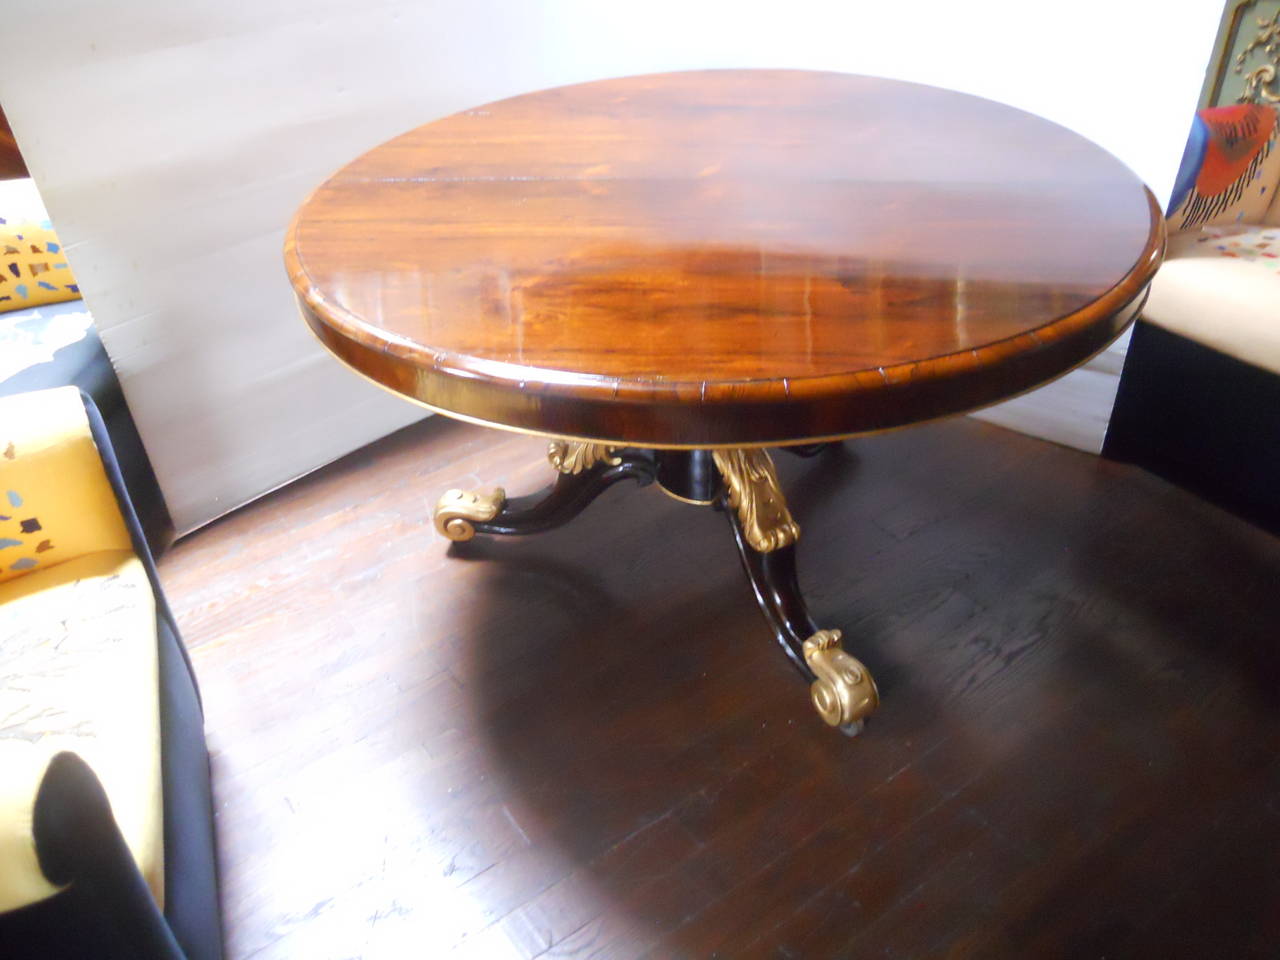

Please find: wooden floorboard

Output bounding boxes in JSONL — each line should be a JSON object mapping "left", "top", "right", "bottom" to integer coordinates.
{"left": 158, "top": 416, "right": 1280, "bottom": 960}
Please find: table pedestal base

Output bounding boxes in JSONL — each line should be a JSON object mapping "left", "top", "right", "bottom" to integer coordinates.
{"left": 433, "top": 440, "right": 880, "bottom": 735}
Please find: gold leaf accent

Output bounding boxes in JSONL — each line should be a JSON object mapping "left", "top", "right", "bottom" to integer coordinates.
{"left": 712, "top": 448, "right": 799, "bottom": 552}
{"left": 802, "top": 629, "right": 879, "bottom": 729}
{"left": 547, "top": 440, "right": 621, "bottom": 474}
{"left": 1236, "top": 8, "right": 1280, "bottom": 102}
{"left": 433, "top": 487, "right": 505, "bottom": 542}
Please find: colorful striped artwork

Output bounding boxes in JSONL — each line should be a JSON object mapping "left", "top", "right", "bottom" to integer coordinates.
{"left": 1172, "top": 104, "right": 1279, "bottom": 230}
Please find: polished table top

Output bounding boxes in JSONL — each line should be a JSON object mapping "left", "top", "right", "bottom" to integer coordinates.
{"left": 286, "top": 70, "right": 1163, "bottom": 447}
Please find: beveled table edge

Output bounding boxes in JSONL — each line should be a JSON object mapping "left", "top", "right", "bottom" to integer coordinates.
{"left": 297, "top": 285, "right": 1151, "bottom": 451}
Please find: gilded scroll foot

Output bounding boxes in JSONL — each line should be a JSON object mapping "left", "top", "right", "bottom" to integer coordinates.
{"left": 434, "top": 447, "right": 656, "bottom": 543}
{"left": 712, "top": 448, "right": 800, "bottom": 553}
{"left": 722, "top": 460, "right": 879, "bottom": 736}
{"left": 434, "top": 487, "right": 505, "bottom": 542}
{"left": 802, "top": 629, "right": 879, "bottom": 733}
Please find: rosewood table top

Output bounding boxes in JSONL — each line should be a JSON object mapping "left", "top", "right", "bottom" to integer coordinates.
{"left": 286, "top": 70, "right": 1165, "bottom": 734}
{"left": 286, "top": 69, "right": 1162, "bottom": 448}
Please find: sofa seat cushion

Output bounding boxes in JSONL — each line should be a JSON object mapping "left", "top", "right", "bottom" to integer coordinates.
{"left": 0, "top": 550, "right": 163, "bottom": 914}
{"left": 1142, "top": 225, "right": 1280, "bottom": 375}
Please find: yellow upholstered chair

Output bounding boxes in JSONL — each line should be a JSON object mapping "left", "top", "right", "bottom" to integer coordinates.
{"left": 0, "top": 387, "right": 222, "bottom": 960}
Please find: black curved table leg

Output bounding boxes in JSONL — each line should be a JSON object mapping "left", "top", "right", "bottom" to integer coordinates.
{"left": 724, "top": 501, "right": 819, "bottom": 680}
{"left": 431, "top": 440, "right": 878, "bottom": 734}
{"left": 433, "top": 448, "right": 655, "bottom": 541}
{"left": 713, "top": 446, "right": 880, "bottom": 734}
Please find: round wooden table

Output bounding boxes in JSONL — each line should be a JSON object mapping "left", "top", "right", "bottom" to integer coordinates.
{"left": 285, "top": 70, "right": 1163, "bottom": 734}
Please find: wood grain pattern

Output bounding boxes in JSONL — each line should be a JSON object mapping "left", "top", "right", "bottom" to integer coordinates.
{"left": 0, "top": 104, "right": 27, "bottom": 180}
{"left": 160, "top": 416, "right": 1280, "bottom": 959}
{"left": 287, "top": 69, "right": 1164, "bottom": 446}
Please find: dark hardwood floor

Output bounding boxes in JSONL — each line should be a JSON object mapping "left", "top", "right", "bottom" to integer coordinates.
{"left": 159, "top": 416, "right": 1280, "bottom": 960}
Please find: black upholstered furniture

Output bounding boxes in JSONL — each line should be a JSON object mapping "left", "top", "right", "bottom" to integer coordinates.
{"left": 1105, "top": 320, "right": 1280, "bottom": 537}
{"left": 1103, "top": 22, "right": 1280, "bottom": 538}
{"left": 0, "top": 392, "right": 222, "bottom": 960}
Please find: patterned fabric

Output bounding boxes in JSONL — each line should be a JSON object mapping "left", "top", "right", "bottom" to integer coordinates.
{"left": 1143, "top": 225, "right": 1280, "bottom": 376}
{"left": 1169, "top": 104, "right": 1280, "bottom": 231}
{"left": 0, "top": 388, "right": 164, "bottom": 913}
{"left": 0, "top": 388, "right": 130, "bottom": 584}
{"left": 0, "top": 551, "right": 164, "bottom": 912}
{"left": 1193, "top": 224, "right": 1280, "bottom": 272}
{"left": 0, "top": 217, "right": 79, "bottom": 313}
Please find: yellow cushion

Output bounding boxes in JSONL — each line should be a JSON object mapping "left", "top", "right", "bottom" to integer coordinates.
{"left": 0, "top": 179, "right": 80, "bottom": 314}
{"left": 1143, "top": 225, "right": 1280, "bottom": 375}
{"left": 0, "top": 551, "right": 163, "bottom": 912}
{"left": 0, "top": 387, "right": 131, "bottom": 585}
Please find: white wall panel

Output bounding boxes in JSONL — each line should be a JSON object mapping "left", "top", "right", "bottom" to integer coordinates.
{"left": 0, "top": 0, "right": 1219, "bottom": 530}
{"left": 972, "top": 327, "right": 1135, "bottom": 455}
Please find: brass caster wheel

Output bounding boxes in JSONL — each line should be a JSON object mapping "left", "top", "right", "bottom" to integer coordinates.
{"left": 803, "top": 629, "right": 879, "bottom": 730}
{"left": 838, "top": 719, "right": 867, "bottom": 738}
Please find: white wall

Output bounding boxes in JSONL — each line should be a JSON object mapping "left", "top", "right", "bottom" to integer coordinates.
{"left": 0, "top": 0, "right": 1220, "bottom": 531}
